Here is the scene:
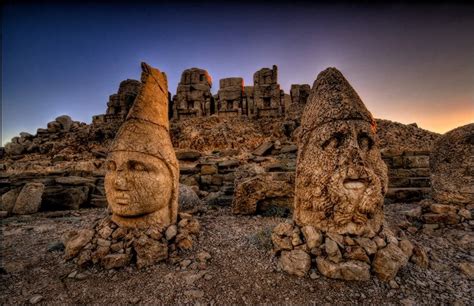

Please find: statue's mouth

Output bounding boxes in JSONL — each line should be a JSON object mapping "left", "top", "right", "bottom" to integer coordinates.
{"left": 114, "top": 195, "right": 130, "bottom": 205}
{"left": 343, "top": 178, "right": 367, "bottom": 190}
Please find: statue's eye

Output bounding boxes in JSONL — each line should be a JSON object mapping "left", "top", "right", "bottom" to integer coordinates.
{"left": 106, "top": 161, "right": 116, "bottom": 171}
{"left": 358, "top": 134, "right": 373, "bottom": 151}
{"left": 129, "top": 161, "right": 146, "bottom": 171}
{"left": 322, "top": 132, "right": 345, "bottom": 150}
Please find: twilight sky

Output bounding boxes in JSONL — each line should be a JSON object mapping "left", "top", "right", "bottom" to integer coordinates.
{"left": 2, "top": 2, "right": 474, "bottom": 145}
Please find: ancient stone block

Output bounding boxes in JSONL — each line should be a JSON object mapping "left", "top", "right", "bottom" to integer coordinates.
{"left": 12, "top": 183, "right": 45, "bottom": 215}
{"left": 294, "top": 67, "right": 388, "bottom": 237}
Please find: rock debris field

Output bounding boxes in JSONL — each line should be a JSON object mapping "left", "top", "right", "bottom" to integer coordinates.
{"left": 1, "top": 204, "right": 472, "bottom": 305}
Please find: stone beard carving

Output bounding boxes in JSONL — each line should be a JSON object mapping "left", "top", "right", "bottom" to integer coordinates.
{"left": 294, "top": 68, "right": 388, "bottom": 237}
{"left": 105, "top": 62, "right": 179, "bottom": 229}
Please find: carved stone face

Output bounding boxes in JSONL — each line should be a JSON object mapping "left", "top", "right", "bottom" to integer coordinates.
{"left": 104, "top": 151, "right": 173, "bottom": 225}
{"left": 295, "top": 120, "right": 388, "bottom": 236}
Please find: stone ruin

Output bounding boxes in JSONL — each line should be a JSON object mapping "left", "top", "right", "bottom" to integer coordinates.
{"left": 216, "top": 78, "right": 245, "bottom": 117}
{"left": 172, "top": 68, "right": 213, "bottom": 119}
{"left": 272, "top": 68, "right": 426, "bottom": 281}
{"left": 92, "top": 79, "right": 141, "bottom": 125}
{"left": 412, "top": 123, "right": 473, "bottom": 226}
{"left": 249, "top": 65, "right": 284, "bottom": 118}
{"left": 170, "top": 64, "right": 294, "bottom": 120}
{"left": 64, "top": 63, "right": 200, "bottom": 269}
{"left": 290, "top": 84, "right": 311, "bottom": 105}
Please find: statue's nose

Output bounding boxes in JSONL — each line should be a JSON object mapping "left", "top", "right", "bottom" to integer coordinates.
{"left": 114, "top": 174, "right": 129, "bottom": 190}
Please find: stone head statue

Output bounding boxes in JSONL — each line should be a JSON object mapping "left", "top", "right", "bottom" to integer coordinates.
{"left": 294, "top": 68, "right": 388, "bottom": 237}
{"left": 105, "top": 63, "right": 179, "bottom": 229}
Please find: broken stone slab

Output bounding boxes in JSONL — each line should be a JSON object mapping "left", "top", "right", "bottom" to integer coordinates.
{"left": 55, "top": 176, "right": 96, "bottom": 185}
{"left": 217, "top": 160, "right": 239, "bottom": 168}
{"left": 280, "top": 144, "right": 298, "bottom": 154}
{"left": 253, "top": 141, "right": 274, "bottom": 156}
{"left": 422, "top": 212, "right": 459, "bottom": 224}
{"left": 176, "top": 150, "right": 202, "bottom": 161}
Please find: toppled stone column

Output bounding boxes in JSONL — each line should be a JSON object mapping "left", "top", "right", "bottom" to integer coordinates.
{"left": 173, "top": 68, "right": 213, "bottom": 119}
{"left": 65, "top": 63, "right": 199, "bottom": 269}
{"left": 272, "top": 68, "right": 422, "bottom": 281}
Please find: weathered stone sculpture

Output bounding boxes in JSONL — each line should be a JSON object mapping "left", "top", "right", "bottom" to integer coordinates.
{"left": 294, "top": 67, "right": 388, "bottom": 237}
{"left": 216, "top": 77, "right": 245, "bottom": 117}
{"left": 250, "top": 65, "right": 283, "bottom": 118}
{"left": 105, "top": 62, "right": 179, "bottom": 229}
{"left": 430, "top": 123, "right": 474, "bottom": 205}
{"left": 420, "top": 123, "right": 474, "bottom": 224}
{"left": 172, "top": 68, "right": 213, "bottom": 119}
{"left": 65, "top": 63, "right": 200, "bottom": 269}
{"left": 272, "top": 68, "right": 423, "bottom": 281}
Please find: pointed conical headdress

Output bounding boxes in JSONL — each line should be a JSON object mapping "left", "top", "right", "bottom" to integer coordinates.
{"left": 301, "top": 67, "right": 376, "bottom": 136}
{"left": 110, "top": 62, "right": 179, "bottom": 224}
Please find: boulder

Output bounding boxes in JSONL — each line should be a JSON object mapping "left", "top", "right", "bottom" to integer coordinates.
{"left": 279, "top": 249, "right": 311, "bottom": 277}
{"left": 0, "top": 188, "right": 21, "bottom": 214}
{"left": 301, "top": 225, "right": 322, "bottom": 249}
{"left": 65, "top": 229, "right": 95, "bottom": 259}
{"left": 410, "top": 243, "right": 429, "bottom": 268}
{"left": 430, "top": 123, "right": 474, "bottom": 205}
{"left": 325, "top": 238, "right": 342, "bottom": 263}
{"left": 4, "top": 142, "right": 24, "bottom": 155}
{"left": 55, "top": 115, "right": 73, "bottom": 132}
{"left": 372, "top": 243, "right": 408, "bottom": 281}
{"left": 178, "top": 184, "right": 202, "bottom": 210}
{"left": 316, "top": 257, "right": 370, "bottom": 281}
{"left": 102, "top": 254, "right": 131, "bottom": 269}
{"left": 12, "top": 183, "right": 45, "bottom": 215}
{"left": 133, "top": 235, "right": 168, "bottom": 269}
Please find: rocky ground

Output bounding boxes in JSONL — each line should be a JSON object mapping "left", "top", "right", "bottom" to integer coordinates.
{"left": 1, "top": 204, "right": 472, "bottom": 305}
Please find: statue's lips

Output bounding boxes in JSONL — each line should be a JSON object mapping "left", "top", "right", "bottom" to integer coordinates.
{"left": 343, "top": 179, "right": 367, "bottom": 190}
{"left": 114, "top": 195, "right": 130, "bottom": 205}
